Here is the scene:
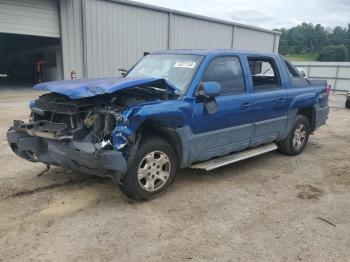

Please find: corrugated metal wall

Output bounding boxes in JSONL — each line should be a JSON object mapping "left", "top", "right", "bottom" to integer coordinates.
{"left": 59, "top": 0, "right": 280, "bottom": 79}
{"left": 0, "top": 0, "right": 60, "bottom": 37}
{"left": 293, "top": 61, "right": 350, "bottom": 91}
{"left": 83, "top": 0, "right": 169, "bottom": 78}
{"left": 59, "top": 0, "right": 85, "bottom": 80}
{"left": 170, "top": 14, "right": 233, "bottom": 49}
{"left": 233, "top": 27, "right": 276, "bottom": 52}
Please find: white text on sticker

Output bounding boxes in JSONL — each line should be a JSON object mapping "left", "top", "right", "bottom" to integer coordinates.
{"left": 174, "top": 62, "right": 196, "bottom": 68}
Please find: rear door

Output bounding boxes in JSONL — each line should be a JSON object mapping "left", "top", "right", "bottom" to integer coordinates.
{"left": 189, "top": 56, "right": 253, "bottom": 162}
{"left": 247, "top": 56, "right": 288, "bottom": 146}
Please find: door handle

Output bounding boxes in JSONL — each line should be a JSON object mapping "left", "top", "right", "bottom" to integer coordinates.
{"left": 240, "top": 101, "right": 251, "bottom": 109}
{"left": 276, "top": 98, "right": 284, "bottom": 104}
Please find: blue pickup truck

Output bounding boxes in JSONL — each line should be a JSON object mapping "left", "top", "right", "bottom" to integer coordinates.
{"left": 7, "top": 50, "right": 329, "bottom": 200}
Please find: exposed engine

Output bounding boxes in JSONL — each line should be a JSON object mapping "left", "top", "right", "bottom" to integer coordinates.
{"left": 12, "top": 88, "right": 166, "bottom": 149}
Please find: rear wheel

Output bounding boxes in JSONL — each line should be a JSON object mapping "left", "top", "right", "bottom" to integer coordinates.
{"left": 278, "top": 115, "right": 310, "bottom": 156}
{"left": 346, "top": 98, "right": 350, "bottom": 109}
{"left": 119, "top": 136, "right": 178, "bottom": 200}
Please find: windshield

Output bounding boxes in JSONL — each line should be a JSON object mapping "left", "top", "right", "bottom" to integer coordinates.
{"left": 126, "top": 54, "right": 203, "bottom": 92}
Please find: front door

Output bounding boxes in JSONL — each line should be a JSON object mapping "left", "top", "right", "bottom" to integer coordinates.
{"left": 188, "top": 56, "right": 253, "bottom": 163}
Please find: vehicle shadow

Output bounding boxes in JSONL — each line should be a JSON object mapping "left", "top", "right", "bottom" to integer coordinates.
{"left": 1, "top": 151, "right": 281, "bottom": 205}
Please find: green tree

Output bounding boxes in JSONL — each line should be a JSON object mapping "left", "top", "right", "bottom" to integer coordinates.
{"left": 278, "top": 23, "right": 350, "bottom": 61}
{"left": 331, "top": 26, "right": 347, "bottom": 45}
{"left": 317, "top": 45, "right": 348, "bottom": 61}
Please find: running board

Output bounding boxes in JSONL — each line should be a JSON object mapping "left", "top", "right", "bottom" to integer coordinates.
{"left": 191, "top": 143, "right": 278, "bottom": 171}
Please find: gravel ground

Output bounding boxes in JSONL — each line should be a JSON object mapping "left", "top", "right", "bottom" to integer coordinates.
{"left": 0, "top": 89, "right": 349, "bottom": 262}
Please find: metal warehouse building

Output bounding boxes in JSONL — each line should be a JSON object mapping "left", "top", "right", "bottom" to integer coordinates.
{"left": 0, "top": 0, "right": 280, "bottom": 85}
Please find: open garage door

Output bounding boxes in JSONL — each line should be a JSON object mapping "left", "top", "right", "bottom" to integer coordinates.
{"left": 0, "top": 0, "right": 61, "bottom": 88}
{"left": 0, "top": 33, "right": 62, "bottom": 87}
{"left": 0, "top": 0, "right": 60, "bottom": 38}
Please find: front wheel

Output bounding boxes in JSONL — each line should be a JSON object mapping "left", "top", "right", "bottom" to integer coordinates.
{"left": 278, "top": 115, "right": 310, "bottom": 156}
{"left": 119, "top": 136, "right": 178, "bottom": 200}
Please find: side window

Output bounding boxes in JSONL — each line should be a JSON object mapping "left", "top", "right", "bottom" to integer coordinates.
{"left": 285, "top": 60, "right": 301, "bottom": 78}
{"left": 248, "top": 57, "right": 281, "bottom": 92}
{"left": 202, "top": 56, "right": 245, "bottom": 95}
{"left": 283, "top": 58, "right": 308, "bottom": 87}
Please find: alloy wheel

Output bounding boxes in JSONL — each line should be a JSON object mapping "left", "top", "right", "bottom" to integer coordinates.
{"left": 293, "top": 123, "right": 307, "bottom": 150}
{"left": 137, "top": 151, "right": 171, "bottom": 192}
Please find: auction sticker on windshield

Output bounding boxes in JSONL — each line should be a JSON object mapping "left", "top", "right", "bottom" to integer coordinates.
{"left": 174, "top": 61, "right": 197, "bottom": 68}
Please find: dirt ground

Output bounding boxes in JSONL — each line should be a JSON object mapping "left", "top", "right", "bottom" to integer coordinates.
{"left": 0, "top": 88, "right": 349, "bottom": 262}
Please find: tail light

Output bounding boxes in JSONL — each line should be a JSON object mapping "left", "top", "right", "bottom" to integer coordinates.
{"left": 325, "top": 83, "right": 331, "bottom": 97}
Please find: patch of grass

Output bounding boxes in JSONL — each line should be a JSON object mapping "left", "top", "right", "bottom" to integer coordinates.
{"left": 285, "top": 53, "right": 318, "bottom": 61}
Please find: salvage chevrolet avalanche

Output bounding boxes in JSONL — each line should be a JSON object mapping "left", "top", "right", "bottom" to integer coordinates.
{"left": 7, "top": 50, "right": 330, "bottom": 200}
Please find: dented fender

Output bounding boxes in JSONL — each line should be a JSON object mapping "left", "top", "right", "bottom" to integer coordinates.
{"left": 111, "top": 100, "right": 192, "bottom": 150}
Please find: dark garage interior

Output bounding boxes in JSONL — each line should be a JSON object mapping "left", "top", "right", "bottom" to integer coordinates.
{"left": 0, "top": 33, "right": 61, "bottom": 88}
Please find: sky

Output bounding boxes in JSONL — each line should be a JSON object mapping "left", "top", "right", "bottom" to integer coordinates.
{"left": 136, "top": 0, "right": 350, "bottom": 30}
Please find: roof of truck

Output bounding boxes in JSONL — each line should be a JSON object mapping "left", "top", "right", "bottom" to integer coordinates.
{"left": 151, "top": 49, "right": 278, "bottom": 56}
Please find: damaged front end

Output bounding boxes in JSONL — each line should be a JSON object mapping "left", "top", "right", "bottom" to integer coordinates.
{"left": 7, "top": 77, "right": 177, "bottom": 182}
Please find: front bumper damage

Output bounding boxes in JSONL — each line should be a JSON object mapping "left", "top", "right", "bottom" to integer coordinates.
{"left": 7, "top": 129, "right": 127, "bottom": 181}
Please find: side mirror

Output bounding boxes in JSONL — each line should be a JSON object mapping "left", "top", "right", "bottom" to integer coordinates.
{"left": 118, "top": 68, "right": 128, "bottom": 76}
{"left": 197, "top": 82, "right": 221, "bottom": 99}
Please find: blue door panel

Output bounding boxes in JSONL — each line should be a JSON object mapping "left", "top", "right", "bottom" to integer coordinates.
{"left": 189, "top": 94, "right": 253, "bottom": 162}
{"left": 251, "top": 89, "right": 288, "bottom": 142}
{"left": 243, "top": 54, "right": 290, "bottom": 145}
{"left": 186, "top": 54, "right": 255, "bottom": 163}
{"left": 191, "top": 94, "right": 252, "bottom": 133}
{"left": 187, "top": 124, "right": 252, "bottom": 163}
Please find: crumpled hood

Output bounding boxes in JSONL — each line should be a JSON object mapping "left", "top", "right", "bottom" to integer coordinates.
{"left": 34, "top": 77, "right": 179, "bottom": 99}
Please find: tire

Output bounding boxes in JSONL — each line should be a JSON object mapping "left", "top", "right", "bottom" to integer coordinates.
{"left": 278, "top": 115, "right": 310, "bottom": 156}
{"left": 119, "top": 136, "right": 178, "bottom": 200}
{"left": 346, "top": 98, "right": 350, "bottom": 109}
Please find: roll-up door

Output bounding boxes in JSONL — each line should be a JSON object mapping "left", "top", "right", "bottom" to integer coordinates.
{"left": 0, "top": 0, "right": 60, "bottom": 38}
